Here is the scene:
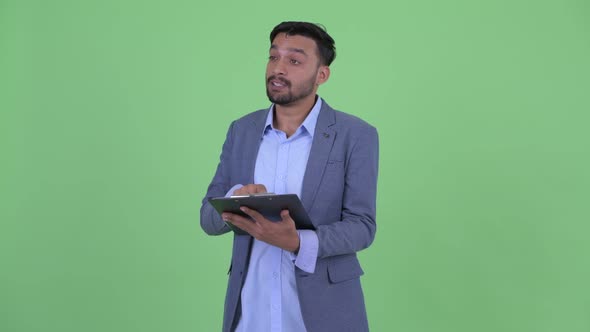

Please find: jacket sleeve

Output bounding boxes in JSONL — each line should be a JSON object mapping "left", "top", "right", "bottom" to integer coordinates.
{"left": 316, "top": 125, "right": 379, "bottom": 258}
{"left": 199, "top": 121, "right": 236, "bottom": 235}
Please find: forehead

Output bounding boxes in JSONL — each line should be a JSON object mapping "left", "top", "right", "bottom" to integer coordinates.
{"left": 270, "top": 33, "right": 319, "bottom": 57}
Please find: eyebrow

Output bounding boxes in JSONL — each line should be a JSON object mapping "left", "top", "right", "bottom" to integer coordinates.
{"left": 270, "top": 44, "right": 308, "bottom": 57}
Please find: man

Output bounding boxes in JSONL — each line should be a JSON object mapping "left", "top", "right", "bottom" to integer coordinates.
{"left": 200, "top": 21, "right": 379, "bottom": 332}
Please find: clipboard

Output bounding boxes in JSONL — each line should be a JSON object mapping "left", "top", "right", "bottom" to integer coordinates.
{"left": 208, "top": 193, "right": 314, "bottom": 235}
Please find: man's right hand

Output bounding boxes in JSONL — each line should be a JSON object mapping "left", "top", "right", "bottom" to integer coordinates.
{"left": 232, "top": 184, "right": 268, "bottom": 196}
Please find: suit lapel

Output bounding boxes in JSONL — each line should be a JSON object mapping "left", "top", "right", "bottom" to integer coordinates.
{"left": 301, "top": 100, "right": 337, "bottom": 214}
{"left": 243, "top": 109, "right": 269, "bottom": 184}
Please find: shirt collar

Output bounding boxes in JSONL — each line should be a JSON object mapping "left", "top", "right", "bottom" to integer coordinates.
{"left": 263, "top": 96, "right": 323, "bottom": 138}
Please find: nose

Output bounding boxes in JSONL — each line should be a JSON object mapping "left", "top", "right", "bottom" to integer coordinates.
{"left": 271, "top": 58, "right": 287, "bottom": 76}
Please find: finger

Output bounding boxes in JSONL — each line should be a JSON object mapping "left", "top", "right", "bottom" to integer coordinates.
{"left": 222, "top": 213, "right": 256, "bottom": 233}
{"left": 240, "top": 206, "right": 266, "bottom": 223}
{"left": 222, "top": 212, "right": 251, "bottom": 224}
{"left": 240, "top": 185, "right": 255, "bottom": 195}
{"left": 233, "top": 186, "right": 248, "bottom": 196}
{"left": 235, "top": 184, "right": 253, "bottom": 195}
{"left": 240, "top": 184, "right": 263, "bottom": 195}
{"left": 254, "top": 184, "right": 267, "bottom": 193}
{"left": 280, "top": 209, "right": 292, "bottom": 221}
{"left": 246, "top": 184, "right": 259, "bottom": 193}
{"left": 280, "top": 210, "right": 297, "bottom": 229}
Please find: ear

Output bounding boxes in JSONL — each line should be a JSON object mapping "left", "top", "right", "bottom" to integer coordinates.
{"left": 316, "top": 66, "right": 331, "bottom": 86}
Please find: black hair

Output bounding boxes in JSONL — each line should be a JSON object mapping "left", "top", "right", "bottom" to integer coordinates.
{"left": 269, "top": 21, "right": 336, "bottom": 66}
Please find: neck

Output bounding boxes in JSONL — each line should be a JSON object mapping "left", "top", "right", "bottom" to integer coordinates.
{"left": 273, "top": 94, "right": 317, "bottom": 137}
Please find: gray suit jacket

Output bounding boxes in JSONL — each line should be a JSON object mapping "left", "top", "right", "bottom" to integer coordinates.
{"left": 200, "top": 99, "right": 379, "bottom": 332}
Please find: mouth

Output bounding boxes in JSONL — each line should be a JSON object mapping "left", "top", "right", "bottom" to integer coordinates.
{"left": 267, "top": 77, "right": 290, "bottom": 90}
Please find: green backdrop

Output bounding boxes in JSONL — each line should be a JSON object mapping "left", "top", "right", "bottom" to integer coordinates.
{"left": 1, "top": 0, "right": 589, "bottom": 331}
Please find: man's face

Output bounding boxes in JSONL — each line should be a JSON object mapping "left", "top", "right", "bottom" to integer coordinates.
{"left": 266, "top": 33, "right": 324, "bottom": 106}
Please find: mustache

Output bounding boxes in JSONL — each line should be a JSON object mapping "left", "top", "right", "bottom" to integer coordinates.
{"left": 267, "top": 76, "right": 291, "bottom": 87}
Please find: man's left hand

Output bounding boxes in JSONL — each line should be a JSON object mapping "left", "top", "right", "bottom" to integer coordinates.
{"left": 222, "top": 208, "right": 300, "bottom": 252}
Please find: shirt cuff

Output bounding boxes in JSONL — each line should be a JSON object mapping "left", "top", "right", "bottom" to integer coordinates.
{"left": 225, "top": 184, "right": 244, "bottom": 197}
{"left": 293, "top": 230, "right": 318, "bottom": 273}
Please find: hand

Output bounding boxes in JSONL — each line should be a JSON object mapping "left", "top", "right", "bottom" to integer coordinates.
{"left": 222, "top": 208, "right": 300, "bottom": 252}
{"left": 233, "top": 184, "right": 268, "bottom": 196}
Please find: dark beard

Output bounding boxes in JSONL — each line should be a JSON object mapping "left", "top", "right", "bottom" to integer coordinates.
{"left": 266, "top": 74, "right": 316, "bottom": 106}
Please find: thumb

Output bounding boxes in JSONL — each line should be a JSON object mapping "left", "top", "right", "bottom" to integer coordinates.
{"left": 280, "top": 209, "right": 291, "bottom": 221}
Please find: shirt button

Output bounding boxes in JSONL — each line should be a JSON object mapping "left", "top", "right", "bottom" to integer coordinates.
{"left": 273, "top": 272, "right": 278, "bottom": 278}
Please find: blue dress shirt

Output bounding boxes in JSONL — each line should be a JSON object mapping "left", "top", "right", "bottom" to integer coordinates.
{"left": 231, "top": 98, "right": 322, "bottom": 332}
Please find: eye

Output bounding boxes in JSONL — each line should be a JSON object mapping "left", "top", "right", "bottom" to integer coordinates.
{"left": 268, "top": 55, "right": 278, "bottom": 61}
{"left": 290, "top": 59, "right": 300, "bottom": 65}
